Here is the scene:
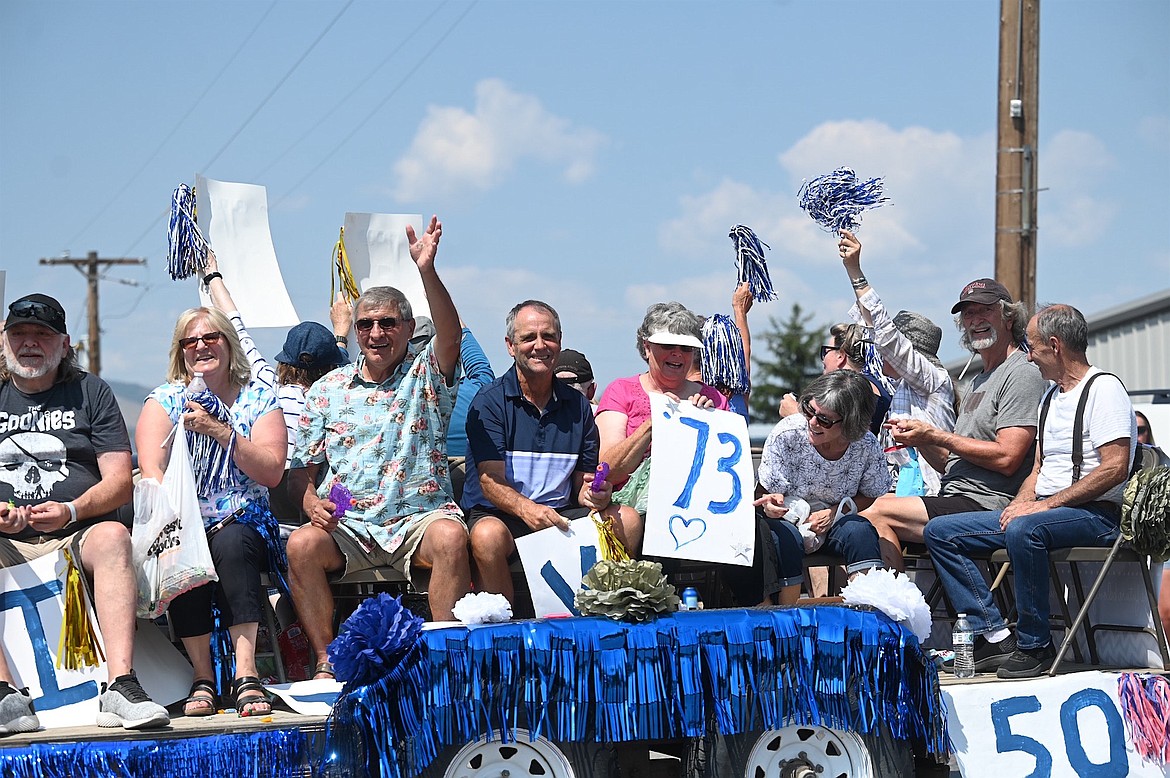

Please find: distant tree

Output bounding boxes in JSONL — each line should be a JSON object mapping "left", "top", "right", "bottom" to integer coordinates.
{"left": 749, "top": 303, "right": 826, "bottom": 422}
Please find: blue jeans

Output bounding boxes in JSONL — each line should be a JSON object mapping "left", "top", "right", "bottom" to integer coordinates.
{"left": 923, "top": 504, "right": 1120, "bottom": 649}
{"left": 767, "top": 513, "right": 884, "bottom": 578}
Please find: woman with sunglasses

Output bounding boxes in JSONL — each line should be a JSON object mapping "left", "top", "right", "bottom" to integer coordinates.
{"left": 597, "top": 302, "right": 729, "bottom": 515}
{"left": 755, "top": 370, "right": 890, "bottom": 604}
{"left": 136, "top": 307, "right": 287, "bottom": 718}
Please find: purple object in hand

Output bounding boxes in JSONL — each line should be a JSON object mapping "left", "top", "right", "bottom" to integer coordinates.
{"left": 329, "top": 484, "right": 353, "bottom": 519}
{"left": 591, "top": 462, "right": 610, "bottom": 492}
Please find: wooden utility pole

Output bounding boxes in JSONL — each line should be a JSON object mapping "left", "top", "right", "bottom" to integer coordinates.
{"left": 994, "top": 0, "right": 1040, "bottom": 308}
{"left": 38, "top": 252, "right": 145, "bottom": 376}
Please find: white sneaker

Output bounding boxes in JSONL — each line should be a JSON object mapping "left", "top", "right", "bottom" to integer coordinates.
{"left": 96, "top": 672, "right": 170, "bottom": 730}
{"left": 0, "top": 684, "right": 40, "bottom": 736}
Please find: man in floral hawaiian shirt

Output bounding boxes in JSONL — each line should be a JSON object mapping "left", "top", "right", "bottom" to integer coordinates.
{"left": 286, "top": 216, "right": 470, "bottom": 678}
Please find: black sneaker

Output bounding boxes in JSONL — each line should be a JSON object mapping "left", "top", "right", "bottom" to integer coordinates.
{"left": 997, "top": 643, "right": 1057, "bottom": 679}
{"left": 942, "top": 633, "right": 1018, "bottom": 673}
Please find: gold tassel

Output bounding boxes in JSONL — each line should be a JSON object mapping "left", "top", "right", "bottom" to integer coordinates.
{"left": 56, "top": 550, "right": 105, "bottom": 671}
{"left": 331, "top": 226, "right": 361, "bottom": 305}
{"left": 592, "top": 512, "right": 630, "bottom": 562}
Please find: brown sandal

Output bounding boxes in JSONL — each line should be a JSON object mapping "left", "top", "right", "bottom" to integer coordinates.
{"left": 183, "top": 679, "right": 218, "bottom": 717}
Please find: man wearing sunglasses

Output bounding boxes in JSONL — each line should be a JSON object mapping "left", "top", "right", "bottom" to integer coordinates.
{"left": 286, "top": 216, "right": 472, "bottom": 678}
{"left": 0, "top": 294, "right": 169, "bottom": 730}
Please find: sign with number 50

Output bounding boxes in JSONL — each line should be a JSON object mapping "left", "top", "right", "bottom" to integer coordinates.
{"left": 643, "top": 395, "right": 755, "bottom": 566}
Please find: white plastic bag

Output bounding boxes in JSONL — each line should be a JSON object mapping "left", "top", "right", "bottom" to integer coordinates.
{"left": 131, "top": 419, "right": 218, "bottom": 618}
{"left": 787, "top": 496, "right": 857, "bottom": 553}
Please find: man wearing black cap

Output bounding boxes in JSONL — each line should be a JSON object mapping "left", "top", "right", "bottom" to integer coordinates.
{"left": 0, "top": 294, "right": 169, "bottom": 730}
{"left": 857, "top": 277, "right": 1046, "bottom": 613}
{"left": 554, "top": 348, "right": 597, "bottom": 409}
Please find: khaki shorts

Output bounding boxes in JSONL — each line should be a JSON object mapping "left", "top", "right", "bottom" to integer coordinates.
{"left": 330, "top": 508, "right": 466, "bottom": 592}
{"left": 0, "top": 525, "right": 94, "bottom": 568}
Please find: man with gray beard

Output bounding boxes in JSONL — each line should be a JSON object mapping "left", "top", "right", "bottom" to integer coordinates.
{"left": 0, "top": 294, "right": 168, "bottom": 733}
{"left": 857, "top": 279, "right": 1047, "bottom": 608}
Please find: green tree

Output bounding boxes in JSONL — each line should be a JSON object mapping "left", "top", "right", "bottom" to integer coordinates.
{"left": 750, "top": 303, "right": 826, "bottom": 422}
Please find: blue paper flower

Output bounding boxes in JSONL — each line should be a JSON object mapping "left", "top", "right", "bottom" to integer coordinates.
{"left": 327, "top": 593, "right": 424, "bottom": 686}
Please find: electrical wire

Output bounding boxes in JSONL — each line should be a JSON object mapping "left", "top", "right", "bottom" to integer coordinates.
{"left": 64, "top": 1, "right": 280, "bottom": 251}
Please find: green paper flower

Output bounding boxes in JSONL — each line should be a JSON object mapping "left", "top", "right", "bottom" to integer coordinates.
{"left": 575, "top": 559, "right": 680, "bottom": 622}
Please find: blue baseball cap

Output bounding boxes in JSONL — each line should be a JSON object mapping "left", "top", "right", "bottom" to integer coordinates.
{"left": 275, "top": 322, "right": 347, "bottom": 370}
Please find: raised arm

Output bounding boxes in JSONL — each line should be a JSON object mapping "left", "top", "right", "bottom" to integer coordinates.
{"left": 407, "top": 215, "right": 460, "bottom": 383}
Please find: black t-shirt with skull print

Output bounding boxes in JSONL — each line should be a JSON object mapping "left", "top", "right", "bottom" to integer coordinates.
{"left": 0, "top": 373, "right": 131, "bottom": 540}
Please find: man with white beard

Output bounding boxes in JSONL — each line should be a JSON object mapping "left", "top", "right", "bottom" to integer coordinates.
{"left": 0, "top": 294, "right": 169, "bottom": 733}
{"left": 857, "top": 281, "right": 1045, "bottom": 660}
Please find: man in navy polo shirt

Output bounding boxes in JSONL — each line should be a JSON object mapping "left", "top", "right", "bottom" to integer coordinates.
{"left": 463, "top": 300, "right": 642, "bottom": 607}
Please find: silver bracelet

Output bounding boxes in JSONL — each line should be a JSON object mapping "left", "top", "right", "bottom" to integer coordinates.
{"left": 850, "top": 275, "right": 869, "bottom": 290}
{"left": 65, "top": 501, "right": 78, "bottom": 525}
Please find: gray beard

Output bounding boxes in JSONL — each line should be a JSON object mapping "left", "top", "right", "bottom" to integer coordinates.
{"left": 969, "top": 330, "right": 999, "bottom": 351}
{"left": 3, "top": 342, "right": 63, "bottom": 380}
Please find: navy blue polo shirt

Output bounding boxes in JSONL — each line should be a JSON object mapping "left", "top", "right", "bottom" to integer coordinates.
{"left": 461, "top": 366, "right": 600, "bottom": 512}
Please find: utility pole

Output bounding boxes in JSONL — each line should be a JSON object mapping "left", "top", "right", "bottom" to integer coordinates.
{"left": 38, "top": 251, "right": 145, "bottom": 377}
{"left": 994, "top": 0, "right": 1040, "bottom": 309}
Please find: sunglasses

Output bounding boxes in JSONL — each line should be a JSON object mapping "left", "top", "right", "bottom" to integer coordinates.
{"left": 355, "top": 317, "right": 402, "bottom": 332}
{"left": 1137, "top": 426, "right": 1149, "bottom": 435}
{"left": 800, "top": 397, "right": 843, "bottom": 429}
{"left": 820, "top": 345, "right": 841, "bottom": 359}
{"left": 179, "top": 331, "right": 225, "bottom": 350}
{"left": 8, "top": 301, "right": 65, "bottom": 329}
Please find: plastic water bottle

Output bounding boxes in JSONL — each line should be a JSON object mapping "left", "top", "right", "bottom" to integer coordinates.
{"left": 187, "top": 372, "right": 207, "bottom": 396}
{"left": 680, "top": 587, "right": 700, "bottom": 611}
{"left": 952, "top": 613, "right": 975, "bottom": 678}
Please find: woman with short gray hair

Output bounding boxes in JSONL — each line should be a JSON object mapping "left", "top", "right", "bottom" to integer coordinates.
{"left": 755, "top": 370, "right": 890, "bottom": 604}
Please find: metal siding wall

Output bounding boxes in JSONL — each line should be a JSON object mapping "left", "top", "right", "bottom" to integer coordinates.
{"left": 1088, "top": 309, "right": 1170, "bottom": 392}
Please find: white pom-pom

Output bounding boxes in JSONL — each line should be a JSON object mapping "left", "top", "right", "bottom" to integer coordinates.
{"left": 452, "top": 592, "right": 513, "bottom": 625}
{"left": 840, "top": 568, "right": 932, "bottom": 642}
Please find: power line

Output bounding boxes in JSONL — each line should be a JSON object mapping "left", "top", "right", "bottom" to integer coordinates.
{"left": 273, "top": 0, "right": 477, "bottom": 209}
{"left": 64, "top": 1, "right": 280, "bottom": 250}
{"left": 252, "top": 0, "right": 451, "bottom": 181}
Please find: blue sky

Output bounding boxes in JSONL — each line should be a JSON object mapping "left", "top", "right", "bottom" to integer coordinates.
{"left": 1, "top": 0, "right": 1167, "bottom": 398}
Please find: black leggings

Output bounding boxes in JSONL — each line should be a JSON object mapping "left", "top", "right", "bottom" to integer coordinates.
{"left": 168, "top": 521, "right": 270, "bottom": 639}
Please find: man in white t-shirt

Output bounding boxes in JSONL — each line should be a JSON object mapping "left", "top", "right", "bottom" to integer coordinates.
{"left": 925, "top": 303, "right": 1136, "bottom": 678}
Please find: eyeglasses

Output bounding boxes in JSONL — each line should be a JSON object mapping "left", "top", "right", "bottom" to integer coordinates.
{"left": 8, "top": 301, "right": 65, "bottom": 329}
{"left": 179, "top": 331, "right": 224, "bottom": 350}
{"left": 355, "top": 317, "right": 401, "bottom": 332}
{"left": 820, "top": 345, "right": 841, "bottom": 359}
{"left": 800, "top": 397, "right": 843, "bottom": 429}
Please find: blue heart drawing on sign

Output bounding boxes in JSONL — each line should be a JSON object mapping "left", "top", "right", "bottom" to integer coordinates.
{"left": 669, "top": 514, "right": 707, "bottom": 549}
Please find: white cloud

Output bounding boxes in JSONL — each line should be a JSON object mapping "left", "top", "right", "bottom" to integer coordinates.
{"left": 392, "top": 78, "right": 607, "bottom": 201}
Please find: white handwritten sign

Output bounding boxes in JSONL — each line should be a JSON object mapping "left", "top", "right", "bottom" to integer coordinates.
{"left": 0, "top": 551, "right": 194, "bottom": 728}
{"left": 643, "top": 395, "right": 755, "bottom": 565}
{"left": 945, "top": 670, "right": 1164, "bottom": 777}
{"left": 514, "top": 517, "right": 602, "bottom": 618}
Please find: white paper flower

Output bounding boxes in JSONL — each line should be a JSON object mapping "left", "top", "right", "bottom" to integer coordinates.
{"left": 840, "top": 568, "right": 932, "bottom": 642}
{"left": 452, "top": 592, "right": 513, "bottom": 625}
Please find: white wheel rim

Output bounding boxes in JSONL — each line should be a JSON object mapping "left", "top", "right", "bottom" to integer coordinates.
{"left": 743, "top": 725, "right": 874, "bottom": 778}
{"left": 442, "top": 728, "right": 576, "bottom": 778}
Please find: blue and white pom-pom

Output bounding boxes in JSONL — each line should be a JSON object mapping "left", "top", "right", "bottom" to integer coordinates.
{"left": 728, "top": 224, "right": 777, "bottom": 302}
{"left": 167, "top": 183, "right": 210, "bottom": 280}
{"left": 701, "top": 314, "right": 750, "bottom": 394}
{"left": 186, "top": 389, "right": 239, "bottom": 495}
{"left": 797, "top": 167, "right": 889, "bottom": 234}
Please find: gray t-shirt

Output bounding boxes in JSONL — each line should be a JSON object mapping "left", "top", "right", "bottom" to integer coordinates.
{"left": 940, "top": 349, "right": 1046, "bottom": 510}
